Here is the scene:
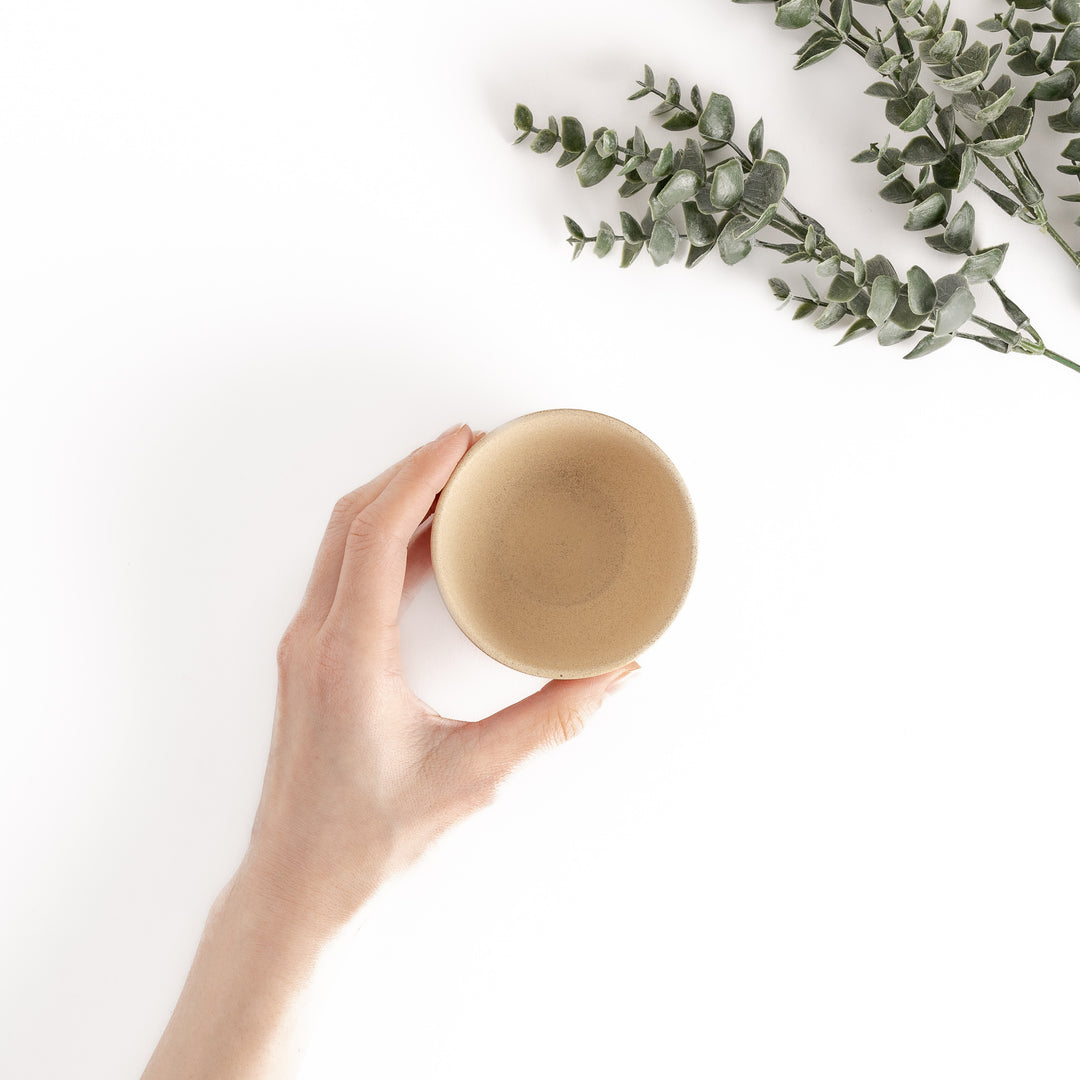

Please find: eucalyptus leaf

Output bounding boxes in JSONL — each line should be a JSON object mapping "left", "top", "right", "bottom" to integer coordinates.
{"left": 906, "top": 265, "right": 937, "bottom": 313}
{"left": 710, "top": 158, "right": 745, "bottom": 209}
{"left": 837, "top": 318, "right": 876, "bottom": 344}
{"left": 959, "top": 243, "right": 1007, "bottom": 282}
{"left": 647, "top": 219, "right": 680, "bottom": 265}
{"left": 619, "top": 240, "right": 644, "bottom": 268}
{"left": 904, "top": 334, "right": 953, "bottom": 358}
{"left": 867, "top": 274, "right": 901, "bottom": 325}
{"left": 594, "top": 221, "right": 616, "bottom": 257}
{"left": 656, "top": 169, "right": 703, "bottom": 208}
{"left": 975, "top": 86, "right": 1016, "bottom": 122}
{"left": 827, "top": 273, "right": 860, "bottom": 302}
{"left": 769, "top": 277, "right": 791, "bottom": 300}
{"left": 560, "top": 117, "right": 587, "bottom": 153}
{"left": 934, "top": 276, "right": 976, "bottom": 334}
{"left": 576, "top": 143, "right": 618, "bottom": 187}
{"left": 513, "top": 104, "right": 533, "bottom": 131}
{"left": 531, "top": 129, "right": 558, "bottom": 153}
{"left": 899, "top": 93, "right": 936, "bottom": 131}
{"left": 775, "top": 0, "right": 818, "bottom": 29}
{"left": 902, "top": 136, "right": 946, "bottom": 164}
{"left": 742, "top": 160, "right": 787, "bottom": 213}
{"left": 564, "top": 216, "right": 585, "bottom": 240}
{"left": 749, "top": 118, "right": 765, "bottom": 159}
{"left": 619, "top": 211, "right": 645, "bottom": 244}
{"left": 794, "top": 28, "right": 843, "bottom": 68}
{"left": 905, "top": 192, "right": 949, "bottom": 229}
{"left": 699, "top": 93, "right": 736, "bottom": 141}
{"left": 683, "top": 201, "right": 719, "bottom": 246}
{"left": 718, "top": 214, "right": 754, "bottom": 263}
{"left": 815, "top": 302, "right": 848, "bottom": 329}
{"left": 943, "top": 200, "right": 975, "bottom": 251}
{"left": 686, "top": 242, "right": 717, "bottom": 268}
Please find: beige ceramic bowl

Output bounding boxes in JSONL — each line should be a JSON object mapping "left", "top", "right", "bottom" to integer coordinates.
{"left": 431, "top": 409, "right": 696, "bottom": 679}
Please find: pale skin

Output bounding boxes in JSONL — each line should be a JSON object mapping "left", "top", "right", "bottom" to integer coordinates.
{"left": 142, "top": 423, "right": 639, "bottom": 1080}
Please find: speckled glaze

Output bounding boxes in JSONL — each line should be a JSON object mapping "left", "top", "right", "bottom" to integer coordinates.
{"left": 431, "top": 409, "right": 697, "bottom": 679}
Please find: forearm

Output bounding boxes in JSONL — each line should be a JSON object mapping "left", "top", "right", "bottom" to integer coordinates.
{"left": 141, "top": 854, "right": 371, "bottom": 1080}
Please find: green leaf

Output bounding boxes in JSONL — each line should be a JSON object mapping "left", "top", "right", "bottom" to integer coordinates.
{"left": 769, "top": 277, "right": 792, "bottom": 300}
{"left": 888, "top": 289, "right": 928, "bottom": 330}
{"left": 682, "top": 138, "right": 707, "bottom": 180}
{"left": 647, "top": 219, "right": 680, "bottom": 266}
{"left": 801, "top": 274, "right": 821, "bottom": 301}
{"left": 974, "top": 133, "right": 1027, "bottom": 156}
{"left": 619, "top": 211, "right": 645, "bottom": 244}
{"left": 1053, "top": 0, "right": 1080, "bottom": 22}
{"left": 619, "top": 240, "right": 644, "bottom": 267}
{"left": 906, "top": 266, "right": 937, "bottom": 313}
{"left": 865, "top": 82, "right": 903, "bottom": 98}
{"left": 867, "top": 275, "right": 901, "bottom": 325}
{"left": 929, "top": 29, "right": 963, "bottom": 63}
{"left": 655, "top": 142, "right": 675, "bottom": 177}
{"left": 837, "top": 317, "right": 876, "bottom": 344}
{"left": 569, "top": 239, "right": 585, "bottom": 260}
{"left": 878, "top": 322, "right": 916, "bottom": 346}
{"left": 815, "top": 302, "right": 847, "bottom": 329}
{"left": 594, "top": 221, "right": 615, "bottom": 258}
{"left": 1064, "top": 136, "right": 1080, "bottom": 158}
{"left": 685, "top": 242, "right": 716, "bottom": 269}
{"left": 531, "top": 129, "right": 558, "bottom": 153}
{"left": 514, "top": 104, "right": 533, "bottom": 132}
{"left": 656, "top": 169, "right": 703, "bottom": 208}
{"left": 564, "top": 216, "right": 586, "bottom": 241}
{"left": 804, "top": 224, "right": 817, "bottom": 253}
{"left": 742, "top": 160, "right": 787, "bottom": 213}
{"left": 899, "top": 93, "right": 936, "bottom": 131}
{"left": 1049, "top": 98, "right": 1080, "bottom": 133}
{"left": 698, "top": 93, "right": 736, "bottom": 142}
{"left": 575, "top": 143, "right": 618, "bottom": 187}
{"left": 838, "top": 0, "right": 853, "bottom": 35}
{"left": 938, "top": 69, "right": 986, "bottom": 92}
{"left": 1030, "top": 68, "right": 1079, "bottom": 100}
{"left": 795, "top": 27, "right": 843, "bottom": 68}
{"left": 827, "top": 273, "right": 860, "bottom": 302}
{"left": 954, "top": 146, "right": 977, "bottom": 191}
{"left": 749, "top": 118, "right": 765, "bottom": 160}
{"left": 904, "top": 334, "right": 953, "bottom": 358}
{"left": 975, "top": 86, "right": 1017, "bottom": 123}
{"left": 959, "top": 243, "right": 1007, "bottom": 282}
{"left": 792, "top": 299, "right": 818, "bottom": 320}
{"left": 683, "top": 201, "right": 719, "bottom": 246}
{"left": 905, "top": 192, "right": 949, "bottom": 229}
{"left": 735, "top": 203, "right": 778, "bottom": 238}
{"left": 936, "top": 104, "right": 958, "bottom": 146}
{"left": 560, "top": 117, "right": 586, "bottom": 154}
{"left": 880, "top": 176, "right": 917, "bottom": 203}
{"left": 764, "top": 149, "right": 791, "bottom": 178}
{"left": 934, "top": 275, "right": 976, "bottom": 334}
{"left": 853, "top": 248, "right": 867, "bottom": 286}
{"left": 662, "top": 110, "right": 700, "bottom": 131}
{"left": 710, "top": 158, "right": 745, "bottom": 209}
{"left": 556, "top": 148, "right": 585, "bottom": 168}
{"left": 597, "top": 129, "right": 619, "bottom": 158}
{"left": 776, "top": 0, "right": 819, "bottom": 29}
{"left": 984, "top": 187, "right": 1022, "bottom": 214}
{"left": 718, "top": 215, "right": 754, "bottom": 264}
{"left": 816, "top": 255, "right": 842, "bottom": 276}
{"left": 901, "top": 135, "right": 946, "bottom": 164}
{"left": 943, "top": 200, "right": 975, "bottom": 250}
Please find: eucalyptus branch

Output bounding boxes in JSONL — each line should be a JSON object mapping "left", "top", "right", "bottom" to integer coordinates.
{"left": 512, "top": 69, "right": 1074, "bottom": 373}
{"left": 745, "top": 0, "right": 1080, "bottom": 270}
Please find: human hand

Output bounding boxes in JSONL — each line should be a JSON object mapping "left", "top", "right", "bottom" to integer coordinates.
{"left": 241, "top": 423, "right": 639, "bottom": 934}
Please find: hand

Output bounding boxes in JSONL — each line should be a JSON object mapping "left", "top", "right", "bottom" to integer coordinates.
{"left": 241, "top": 423, "right": 639, "bottom": 933}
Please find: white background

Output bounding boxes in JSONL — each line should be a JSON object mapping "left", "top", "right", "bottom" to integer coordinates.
{"left": 2, "top": 1, "right": 1079, "bottom": 1077}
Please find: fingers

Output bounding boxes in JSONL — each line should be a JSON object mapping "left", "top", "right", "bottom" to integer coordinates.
{"left": 400, "top": 518, "right": 434, "bottom": 611}
{"left": 298, "top": 454, "right": 413, "bottom": 623}
{"left": 326, "top": 424, "right": 473, "bottom": 645}
{"left": 464, "top": 662, "right": 641, "bottom": 779}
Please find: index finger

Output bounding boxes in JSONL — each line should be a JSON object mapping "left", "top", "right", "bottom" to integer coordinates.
{"left": 326, "top": 424, "right": 472, "bottom": 643}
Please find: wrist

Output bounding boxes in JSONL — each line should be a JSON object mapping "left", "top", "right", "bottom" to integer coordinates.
{"left": 231, "top": 840, "right": 389, "bottom": 945}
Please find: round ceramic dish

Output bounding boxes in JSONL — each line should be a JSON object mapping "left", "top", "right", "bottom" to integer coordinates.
{"left": 430, "top": 409, "right": 697, "bottom": 679}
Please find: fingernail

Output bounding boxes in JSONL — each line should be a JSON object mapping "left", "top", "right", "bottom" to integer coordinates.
{"left": 437, "top": 423, "right": 468, "bottom": 440}
{"left": 603, "top": 661, "right": 641, "bottom": 698}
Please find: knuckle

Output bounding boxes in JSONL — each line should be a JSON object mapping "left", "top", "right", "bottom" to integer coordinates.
{"left": 275, "top": 621, "right": 305, "bottom": 671}
{"left": 347, "top": 508, "right": 395, "bottom": 553}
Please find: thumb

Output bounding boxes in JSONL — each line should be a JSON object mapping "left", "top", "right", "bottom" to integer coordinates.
{"left": 468, "top": 661, "right": 640, "bottom": 777}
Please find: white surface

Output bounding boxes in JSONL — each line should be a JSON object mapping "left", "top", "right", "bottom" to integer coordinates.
{"left": 2, "top": 1, "right": 1079, "bottom": 1077}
